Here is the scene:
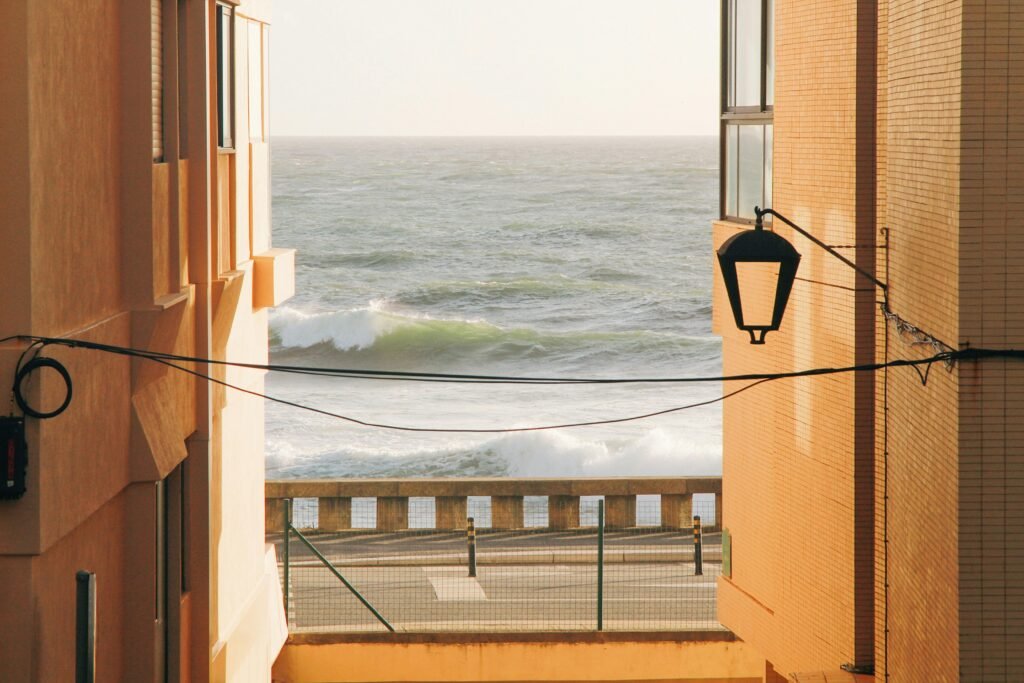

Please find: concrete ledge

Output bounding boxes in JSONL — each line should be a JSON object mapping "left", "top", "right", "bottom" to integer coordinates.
{"left": 273, "top": 629, "right": 765, "bottom": 683}
{"left": 266, "top": 477, "right": 722, "bottom": 499}
{"left": 287, "top": 630, "right": 740, "bottom": 645}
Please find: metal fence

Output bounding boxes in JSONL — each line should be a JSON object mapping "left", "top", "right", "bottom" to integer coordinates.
{"left": 273, "top": 496, "right": 722, "bottom": 633}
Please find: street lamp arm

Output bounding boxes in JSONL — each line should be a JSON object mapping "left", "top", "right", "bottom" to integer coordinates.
{"left": 755, "top": 207, "right": 888, "bottom": 294}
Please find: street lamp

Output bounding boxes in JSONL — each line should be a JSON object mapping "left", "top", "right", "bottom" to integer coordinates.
{"left": 717, "top": 207, "right": 887, "bottom": 344}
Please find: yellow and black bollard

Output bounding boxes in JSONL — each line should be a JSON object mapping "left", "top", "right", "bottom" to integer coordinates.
{"left": 467, "top": 517, "right": 477, "bottom": 577}
{"left": 693, "top": 515, "right": 703, "bottom": 576}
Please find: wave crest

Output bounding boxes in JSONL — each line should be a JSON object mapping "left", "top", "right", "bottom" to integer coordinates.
{"left": 269, "top": 305, "right": 716, "bottom": 370}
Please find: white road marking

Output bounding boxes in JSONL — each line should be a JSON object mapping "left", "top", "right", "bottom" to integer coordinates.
{"left": 427, "top": 575, "right": 487, "bottom": 601}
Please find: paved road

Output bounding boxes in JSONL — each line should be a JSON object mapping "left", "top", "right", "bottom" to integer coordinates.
{"left": 271, "top": 530, "right": 723, "bottom": 633}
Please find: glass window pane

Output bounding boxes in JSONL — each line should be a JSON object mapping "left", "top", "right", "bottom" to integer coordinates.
{"left": 727, "top": 0, "right": 737, "bottom": 107}
{"left": 732, "top": 0, "right": 762, "bottom": 108}
{"left": 248, "top": 21, "right": 262, "bottom": 142}
{"left": 217, "top": 6, "right": 234, "bottom": 148}
{"left": 262, "top": 26, "right": 271, "bottom": 139}
{"left": 738, "top": 125, "right": 764, "bottom": 219}
{"left": 725, "top": 125, "right": 739, "bottom": 217}
{"left": 764, "top": 124, "right": 773, "bottom": 208}
{"left": 766, "top": 0, "right": 774, "bottom": 106}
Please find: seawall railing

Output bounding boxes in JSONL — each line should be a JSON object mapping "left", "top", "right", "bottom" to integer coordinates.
{"left": 265, "top": 476, "right": 722, "bottom": 533}
{"left": 267, "top": 477, "right": 723, "bottom": 633}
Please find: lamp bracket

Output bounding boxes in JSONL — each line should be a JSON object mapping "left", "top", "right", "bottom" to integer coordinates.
{"left": 755, "top": 207, "right": 888, "bottom": 294}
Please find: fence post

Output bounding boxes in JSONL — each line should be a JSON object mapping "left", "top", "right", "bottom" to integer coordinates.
{"left": 467, "top": 517, "right": 477, "bottom": 578}
{"left": 597, "top": 499, "right": 605, "bottom": 631}
{"left": 693, "top": 515, "right": 703, "bottom": 576}
{"left": 284, "top": 498, "right": 292, "bottom": 617}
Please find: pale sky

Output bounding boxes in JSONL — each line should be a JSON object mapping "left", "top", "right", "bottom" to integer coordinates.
{"left": 270, "top": 0, "right": 720, "bottom": 136}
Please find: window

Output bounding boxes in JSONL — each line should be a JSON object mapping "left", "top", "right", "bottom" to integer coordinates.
{"left": 248, "top": 21, "right": 265, "bottom": 142}
{"left": 722, "top": 0, "right": 773, "bottom": 221}
{"left": 216, "top": 3, "right": 234, "bottom": 149}
{"left": 152, "top": 0, "right": 164, "bottom": 162}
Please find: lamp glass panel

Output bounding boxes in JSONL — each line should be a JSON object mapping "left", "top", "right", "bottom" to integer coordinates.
{"left": 737, "top": 125, "right": 764, "bottom": 219}
{"left": 725, "top": 126, "right": 739, "bottom": 217}
{"left": 731, "top": 0, "right": 762, "bottom": 108}
{"left": 735, "top": 261, "right": 781, "bottom": 328}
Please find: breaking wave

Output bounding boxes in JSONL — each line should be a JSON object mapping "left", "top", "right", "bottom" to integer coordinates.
{"left": 266, "top": 427, "right": 721, "bottom": 479}
{"left": 268, "top": 304, "right": 717, "bottom": 371}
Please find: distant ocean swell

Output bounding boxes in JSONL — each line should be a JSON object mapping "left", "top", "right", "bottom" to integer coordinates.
{"left": 269, "top": 304, "right": 719, "bottom": 371}
{"left": 266, "top": 137, "right": 722, "bottom": 482}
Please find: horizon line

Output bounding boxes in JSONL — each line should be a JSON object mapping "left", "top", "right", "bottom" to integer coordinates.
{"left": 270, "top": 133, "right": 719, "bottom": 139}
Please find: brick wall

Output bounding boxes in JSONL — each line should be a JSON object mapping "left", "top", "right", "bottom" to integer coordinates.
{"left": 715, "top": 0, "right": 878, "bottom": 676}
{"left": 719, "top": 1, "right": 1024, "bottom": 679}
{"left": 881, "top": 0, "right": 963, "bottom": 680}
{"left": 956, "top": 1, "right": 1024, "bottom": 679}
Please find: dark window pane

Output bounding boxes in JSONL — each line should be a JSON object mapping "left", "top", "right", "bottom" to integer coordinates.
{"left": 737, "top": 125, "right": 764, "bottom": 219}
{"left": 725, "top": 125, "right": 739, "bottom": 217}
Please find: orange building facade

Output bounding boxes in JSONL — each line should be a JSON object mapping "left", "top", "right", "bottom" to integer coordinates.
{"left": 714, "top": 1, "right": 1024, "bottom": 681}
{"left": 0, "top": 1, "right": 293, "bottom": 681}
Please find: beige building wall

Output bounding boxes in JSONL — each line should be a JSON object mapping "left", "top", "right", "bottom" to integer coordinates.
{"left": 0, "top": 0, "right": 291, "bottom": 681}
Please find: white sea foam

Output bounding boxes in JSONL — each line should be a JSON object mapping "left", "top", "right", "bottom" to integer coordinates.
{"left": 487, "top": 429, "right": 721, "bottom": 477}
{"left": 266, "top": 427, "right": 720, "bottom": 479}
{"left": 269, "top": 305, "right": 402, "bottom": 350}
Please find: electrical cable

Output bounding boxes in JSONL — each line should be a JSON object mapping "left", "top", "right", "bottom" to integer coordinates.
{"left": 11, "top": 334, "right": 1024, "bottom": 386}
{"left": 145, "top": 353, "right": 776, "bottom": 433}
{"left": 4, "top": 334, "right": 1023, "bottom": 432}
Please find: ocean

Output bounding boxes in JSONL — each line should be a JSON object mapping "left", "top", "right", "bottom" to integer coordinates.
{"left": 265, "top": 137, "right": 722, "bottom": 484}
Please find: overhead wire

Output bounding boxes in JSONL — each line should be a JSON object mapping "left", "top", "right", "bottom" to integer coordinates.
{"left": 2, "top": 334, "right": 1023, "bottom": 432}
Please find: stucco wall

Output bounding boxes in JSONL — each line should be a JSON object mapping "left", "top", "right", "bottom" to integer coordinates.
{"left": 272, "top": 634, "right": 766, "bottom": 683}
{"left": 0, "top": 0, "right": 288, "bottom": 680}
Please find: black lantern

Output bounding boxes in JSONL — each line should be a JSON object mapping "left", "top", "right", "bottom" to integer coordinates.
{"left": 716, "top": 209, "right": 801, "bottom": 344}
{"left": 717, "top": 206, "right": 888, "bottom": 344}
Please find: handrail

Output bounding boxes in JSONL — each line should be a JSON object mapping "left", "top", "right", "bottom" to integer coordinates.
{"left": 266, "top": 476, "right": 722, "bottom": 498}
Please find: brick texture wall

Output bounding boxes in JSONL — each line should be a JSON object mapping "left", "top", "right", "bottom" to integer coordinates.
{"left": 714, "top": 0, "right": 879, "bottom": 676}
{"left": 956, "top": 1, "right": 1024, "bottom": 679}
{"left": 878, "top": 1, "right": 964, "bottom": 680}
{"left": 718, "top": 0, "right": 1024, "bottom": 680}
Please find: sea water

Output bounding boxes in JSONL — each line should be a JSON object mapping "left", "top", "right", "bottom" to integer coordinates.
{"left": 266, "top": 137, "right": 721, "bottom": 502}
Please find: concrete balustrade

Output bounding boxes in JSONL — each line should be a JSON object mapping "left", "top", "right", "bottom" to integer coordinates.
{"left": 265, "top": 477, "right": 722, "bottom": 533}
{"left": 491, "top": 495, "right": 524, "bottom": 529}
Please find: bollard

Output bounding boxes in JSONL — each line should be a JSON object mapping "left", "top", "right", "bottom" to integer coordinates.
{"left": 597, "top": 499, "right": 605, "bottom": 631}
{"left": 693, "top": 515, "right": 703, "bottom": 576}
{"left": 76, "top": 571, "right": 96, "bottom": 683}
{"left": 467, "top": 517, "right": 477, "bottom": 578}
{"left": 283, "top": 498, "right": 292, "bottom": 617}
